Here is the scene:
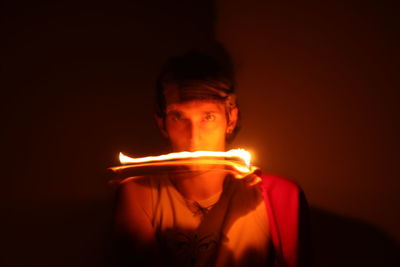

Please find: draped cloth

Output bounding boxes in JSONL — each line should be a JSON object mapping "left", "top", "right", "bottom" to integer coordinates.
{"left": 260, "top": 174, "right": 311, "bottom": 267}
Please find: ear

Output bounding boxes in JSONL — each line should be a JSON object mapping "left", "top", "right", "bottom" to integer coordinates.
{"left": 226, "top": 106, "right": 238, "bottom": 134}
{"left": 155, "top": 115, "right": 169, "bottom": 138}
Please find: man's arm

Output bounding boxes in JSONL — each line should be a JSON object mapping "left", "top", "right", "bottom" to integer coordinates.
{"left": 113, "top": 180, "right": 161, "bottom": 266}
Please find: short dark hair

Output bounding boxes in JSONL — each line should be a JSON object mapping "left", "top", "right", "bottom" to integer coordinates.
{"left": 155, "top": 50, "right": 240, "bottom": 141}
{"left": 155, "top": 50, "right": 236, "bottom": 116}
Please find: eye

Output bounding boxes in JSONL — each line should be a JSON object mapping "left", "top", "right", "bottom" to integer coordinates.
{"left": 170, "top": 112, "right": 184, "bottom": 121}
{"left": 204, "top": 113, "right": 216, "bottom": 121}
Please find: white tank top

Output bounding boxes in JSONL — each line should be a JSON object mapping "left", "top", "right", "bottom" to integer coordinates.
{"left": 145, "top": 175, "right": 271, "bottom": 267}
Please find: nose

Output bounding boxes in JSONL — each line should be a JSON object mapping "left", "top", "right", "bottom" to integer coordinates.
{"left": 187, "top": 120, "right": 201, "bottom": 151}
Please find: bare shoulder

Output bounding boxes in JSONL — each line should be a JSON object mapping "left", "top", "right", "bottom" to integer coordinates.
{"left": 119, "top": 176, "right": 153, "bottom": 196}
{"left": 115, "top": 176, "right": 158, "bottom": 229}
{"left": 114, "top": 177, "right": 159, "bottom": 259}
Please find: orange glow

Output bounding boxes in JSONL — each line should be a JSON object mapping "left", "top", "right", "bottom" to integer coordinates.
{"left": 109, "top": 149, "right": 259, "bottom": 182}
{"left": 119, "top": 148, "right": 251, "bottom": 167}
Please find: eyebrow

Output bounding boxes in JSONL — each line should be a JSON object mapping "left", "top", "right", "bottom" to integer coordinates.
{"left": 203, "top": 110, "right": 220, "bottom": 115}
{"left": 167, "top": 108, "right": 222, "bottom": 114}
{"left": 166, "top": 109, "right": 183, "bottom": 115}
{"left": 200, "top": 107, "right": 225, "bottom": 114}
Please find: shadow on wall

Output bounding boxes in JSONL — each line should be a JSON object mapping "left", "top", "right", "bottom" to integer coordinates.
{"left": 310, "top": 207, "right": 399, "bottom": 267}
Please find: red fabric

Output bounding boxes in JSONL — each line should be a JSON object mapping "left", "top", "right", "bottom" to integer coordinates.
{"left": 260, "top": 174, "right": 310, "bottom": 267}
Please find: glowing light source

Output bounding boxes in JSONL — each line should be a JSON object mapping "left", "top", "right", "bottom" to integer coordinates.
{"left": 119, "top": 148, "right": 251, "bottom": 167}
{"left": 109, "top": 149, "right": 259, "bottom": 184}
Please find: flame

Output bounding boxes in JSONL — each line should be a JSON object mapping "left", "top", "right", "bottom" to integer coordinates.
{"left": 119, "top": 148, "right": 251, "bottom": 167}
{"left": 109, "top": 149, "right": 260, "bottom": 184}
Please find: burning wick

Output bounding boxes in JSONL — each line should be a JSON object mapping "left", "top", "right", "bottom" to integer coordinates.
{"left": 109, "top": 149, "right": 260, "bottom": 184}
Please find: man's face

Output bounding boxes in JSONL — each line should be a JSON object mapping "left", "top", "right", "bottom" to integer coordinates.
{"left": 160, "top": 100, "right": 237, "bottom": 152}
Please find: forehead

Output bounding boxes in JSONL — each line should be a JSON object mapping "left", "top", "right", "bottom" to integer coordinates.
{"left": 166, "top": 100, "right": 226, "bottom": 114}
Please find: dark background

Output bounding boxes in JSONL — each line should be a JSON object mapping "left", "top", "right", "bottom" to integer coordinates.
{"left": 2, "top": 1, "right": 399, "bottom": 266}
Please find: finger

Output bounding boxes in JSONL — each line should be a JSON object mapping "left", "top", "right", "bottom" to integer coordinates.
{"left": 247, "top": 175, "right": 262, "bottom": 186}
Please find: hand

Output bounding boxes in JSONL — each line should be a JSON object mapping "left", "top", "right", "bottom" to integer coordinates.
{"left": 243, "top": 172, "right": 262, "bottom": 186}
{"left": 232, "top": 167, "right": 262, "bottom": 186}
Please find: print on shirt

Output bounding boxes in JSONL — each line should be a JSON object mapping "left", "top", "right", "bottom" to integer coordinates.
{"left": 162, "top": 230, "right": 219, "bottom": 267}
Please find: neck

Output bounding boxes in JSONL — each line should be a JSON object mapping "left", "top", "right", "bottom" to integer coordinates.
{"left": 170, "top": 167, "right": 226, "bottom": 202}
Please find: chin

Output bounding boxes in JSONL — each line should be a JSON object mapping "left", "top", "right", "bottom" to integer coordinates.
{"left": 186, "top": 162, "right": 221, "bottom": 174}
{"left": 187, "top": 146, "right": 225, "bottom": 152}
{"left": 171, "top": 142, "right": 226, "bottom": 152}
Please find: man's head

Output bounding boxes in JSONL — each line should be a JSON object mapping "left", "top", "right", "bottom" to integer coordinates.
{"left": 155, "top": 51, "right": 239, "bottom": 152}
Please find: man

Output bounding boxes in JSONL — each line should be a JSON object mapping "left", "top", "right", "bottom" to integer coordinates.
{"left": 113, "top": 51, "right": 309, "bottom": 267}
